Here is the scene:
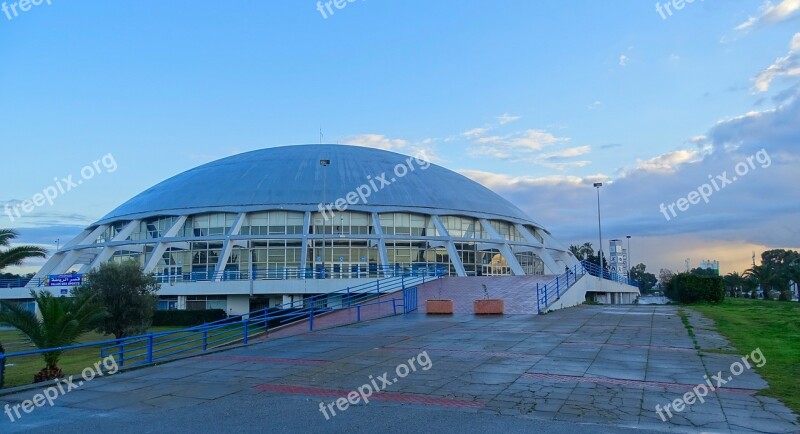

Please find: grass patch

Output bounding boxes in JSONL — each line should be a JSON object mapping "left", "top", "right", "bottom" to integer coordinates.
{"left": 689, "top": 298, "right": 800, "bottom": 414}
{"left": 0, "top": 325, "right": 255, "bottom": 389}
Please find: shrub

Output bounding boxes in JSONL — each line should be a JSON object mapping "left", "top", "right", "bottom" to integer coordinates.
{"left": 665, "top": 273, "right": 725, "bottom": 304}
{"left": 152, "top": 309, "right": 227, "bottom": 326}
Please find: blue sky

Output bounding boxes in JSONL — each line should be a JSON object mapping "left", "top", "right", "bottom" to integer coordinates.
{"left": 2, "top": 0, "right": 799, "bottom": 274}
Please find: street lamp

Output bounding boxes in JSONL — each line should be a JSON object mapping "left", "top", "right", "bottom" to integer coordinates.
{"left": 320, "top": 159, "right": 330, "bottom": 279}
{"left": 626, "top": 235, "right": 631, "bottom": 282}
{"left": 593, "top": 182, "right": 603, "bottom": 275}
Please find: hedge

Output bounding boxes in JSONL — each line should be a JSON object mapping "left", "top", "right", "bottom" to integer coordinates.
{"left": 152, "top": 309, "right": 227, "bottom": 326}
{"left": 665, "top": 273, "right": 725, "bottom": 304}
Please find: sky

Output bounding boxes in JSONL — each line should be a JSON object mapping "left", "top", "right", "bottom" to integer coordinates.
{"left": 1, "top": 0, "right": 799, "bottom": 276}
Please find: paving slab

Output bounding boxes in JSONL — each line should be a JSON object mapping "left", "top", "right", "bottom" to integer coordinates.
{"left": 0, "top": 304, "right": 796, "bottom": 433}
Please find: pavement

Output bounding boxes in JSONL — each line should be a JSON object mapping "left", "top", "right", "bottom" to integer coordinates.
{"left": 0, "top": 305, "right": 797, "bottom": 433}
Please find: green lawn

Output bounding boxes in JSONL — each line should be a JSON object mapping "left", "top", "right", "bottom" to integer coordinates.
{"left": 689, "top": 298, "right": 800, "bottom": 414}
{"left": 0, "top": 325, "right": 240, "bottom": 389}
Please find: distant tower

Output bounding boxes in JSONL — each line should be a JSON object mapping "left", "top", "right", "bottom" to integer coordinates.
{"left": 699, "top": 259, "right": 720, "bottom": 276}
{"left": 608, "top": 239, "right": 628, "bottom": 278}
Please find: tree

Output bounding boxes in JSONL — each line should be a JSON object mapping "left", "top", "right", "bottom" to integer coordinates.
{"left": 659, "top": 269, "right": 675, "bottom": 287}
{"left": 629, "top": 263, "right": 657, "bottom": 292}
{"left": 722, "top": 271, "right": 748, "bottom": 297}
{"left": 75, "top": 261, "right": 160, "bottom": 339}
{"left": 0, "top": 290, "right": 105, "bottom": 381}
{"left": 0, "top": 229, "right": 47, "bottom": 272}
{"left": 690, "top": 267, "right": 718, "bottom": 277}
{"left": 744, "top": 265, "right": 779, "bottom": 298}
{"left": 568, "top": 245, "right": 584, "bottom": 261}
{"left": 568, "top": 243, "right": 594, "bottom": 261}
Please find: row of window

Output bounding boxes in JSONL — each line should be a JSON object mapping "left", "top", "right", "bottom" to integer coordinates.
{"left": 94, "top": 212, "right": 541, "bottom": 243}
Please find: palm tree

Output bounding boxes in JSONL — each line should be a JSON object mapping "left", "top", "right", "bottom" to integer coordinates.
{"left": 568, "top": 245, "right": 583, "bottom": 260}
{"left": 744, "top": 265, "right": 778, "bottom": 299}
{"left": 0, "top": 229, "right": 48, "bottom": 272}
{"left": 0, "top": 290, "right": 105, "bottom": 382}
{"left": 724, "top": 271, "right": 746, "bottom": 297}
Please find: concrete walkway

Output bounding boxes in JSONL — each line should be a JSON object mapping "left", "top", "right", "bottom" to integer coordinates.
{"left": 0, "top": 305, "right": 797, "bottom": 433}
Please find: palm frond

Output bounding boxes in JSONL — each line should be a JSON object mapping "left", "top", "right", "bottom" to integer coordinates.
{"left": 0, "top": 229, "right": 19, "bottom": 247}
{"left": 0, "top": 245, "right": 48, "bottom": 270}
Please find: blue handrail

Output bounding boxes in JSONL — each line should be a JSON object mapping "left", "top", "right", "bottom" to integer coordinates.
{"left": 536, "top": 260, "right": 639, "bottom": 313}
{"left": 0, "top": 270, "right": 441, "bottom": 387}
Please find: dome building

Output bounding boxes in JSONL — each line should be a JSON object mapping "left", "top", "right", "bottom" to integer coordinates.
{"left": 30, "top": 145, "right": 578, "bottom": 313}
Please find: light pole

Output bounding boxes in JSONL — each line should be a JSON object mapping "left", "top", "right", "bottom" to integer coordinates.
{"left": 593, "top": 182, "right": 603, "bottom": 275}
{"left": 320, "top": 159, "right": 330, "bottom": 279}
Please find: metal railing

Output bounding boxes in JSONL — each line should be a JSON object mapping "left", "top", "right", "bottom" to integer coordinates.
{"left": 535, "top": 260, "right": 639, "bottom": 312}
{"left": 153, "top": 264, "right": 450, "bottom": 283}
{"left": 0, "top": 265, "right": 450, "bottom": 289}
{"left": 580, "top": 260, "right": 639, "bottom": 287}
{"left": 0, "top": 273, "right": 437, "bottom": 388}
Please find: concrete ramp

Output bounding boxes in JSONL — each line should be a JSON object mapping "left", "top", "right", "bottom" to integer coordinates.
{"left": 416, "top": 274, "right": 641, "bottom": 314}
{"left": 416, "top": 275, "right": 557, "bottom": 314}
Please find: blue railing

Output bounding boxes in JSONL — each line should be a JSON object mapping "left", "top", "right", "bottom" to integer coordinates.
{"left": 536, "top": 263, "right": 585, "bottom": 313}
{"left": 580, "top": 260, "right": 638, "bottom": 287}
{"left": 535, "top": 260, "right": 639, "bottom": 312}
{"left": 0, "top": 265, "right": 450, "bottom": 289}
{"left": 0, "top": 272, "right": 438, "bottom": 387}
{"left": 0, "top": 277, "right": 41, "bottom": 288}
{"left": 153, "top": 264, "right": 449, "bottom": 283}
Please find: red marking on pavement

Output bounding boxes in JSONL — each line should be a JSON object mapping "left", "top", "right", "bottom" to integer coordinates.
{"left": 381, "top": 346, "right": 544, "bottom": 359}
{"left": 522, "top": 373, "right": 756, "bottom": 395}
{"left": 204, "top": 355, "right": 328, "bottom": 365}
{"left": 562, "top": 341, "right": 695, "bottom": 352}
{"left": 452, "top": 329, "right": 572, "bottom": 336}
{"left": 255, "top": 383, "right": 485, "bottom": 408}
{"left": 300, "top": 333, "right": 412, "bottom": 340}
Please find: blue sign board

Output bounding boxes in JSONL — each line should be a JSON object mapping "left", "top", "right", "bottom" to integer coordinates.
{"left": 46, "top": 274, "right": 85, "bottom": 287}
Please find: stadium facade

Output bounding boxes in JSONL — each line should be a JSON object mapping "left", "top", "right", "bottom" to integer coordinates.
{"left": 19, "top": 145, "right": 579, "bottom": 314}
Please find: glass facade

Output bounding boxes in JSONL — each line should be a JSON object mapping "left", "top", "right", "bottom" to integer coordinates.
{"left": 65, "top": 210, "right": 555, "bottom": 280}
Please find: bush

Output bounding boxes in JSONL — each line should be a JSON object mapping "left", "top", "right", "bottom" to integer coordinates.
{"left": 778, "top": 290, "right": 793, "bottom": 301}
{"left": 665, "top": 273, "right": 725, "bottom": 304}
{"left": 152, "top": 309, "right": 227, "bottom": 326}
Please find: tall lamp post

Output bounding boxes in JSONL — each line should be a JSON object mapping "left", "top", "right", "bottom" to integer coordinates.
{"left": 320, "top": 159, "right": 330, "bottom": 279}
{"left": 593, "top": 182, "right": 604, "bottom": 275}
{"left": 626, "top": 235, "right": 632, "bottom": 283}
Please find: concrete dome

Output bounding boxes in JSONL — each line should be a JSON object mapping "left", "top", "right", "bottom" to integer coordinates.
{"left": 97, "top": 145, "right": 539, "bottom": 226}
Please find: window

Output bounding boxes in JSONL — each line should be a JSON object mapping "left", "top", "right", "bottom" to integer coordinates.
{"left": 440, "top": 216, "right": 478, "bottom": 238}
{"left": 242, "top": 211, "right": 304, "bottom": 235}
{"left": 186, "top": 295, "right": 227, "bottom": 311}
{"left": 379, "top": 213, "right": 435, "bottom": 237}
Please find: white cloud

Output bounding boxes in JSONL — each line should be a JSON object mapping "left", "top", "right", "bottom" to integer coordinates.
{"left": 458, "top": 169, "right": 608, "bottom": 190}
{"left": 753, "top": 32, "right": 800, "bottom": 92}
{"left": 463, "top": 127, "right": 488, "bottom": 138}
{"left": 496, "top": 113, "right": 521, "bottom": 125}
{"left": 541, "top": 145, "right": 592, "bottom": 159}
{"left": 588, "top": 101, "right": 602, "bottom": 110}
{"left": 344, "top": 134, "right": 409, "bottom": 151}
{"left": 619, "top": 55, "right": 629, "bottom": 67}
{"left": 630, "top": 149, "right": 702, "bottom": 174}
{"left": 343, "top": 134, "right": 441, "bottom": 162}
{"left": 735, "top": 0, "right": 800, "bottom": 31}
